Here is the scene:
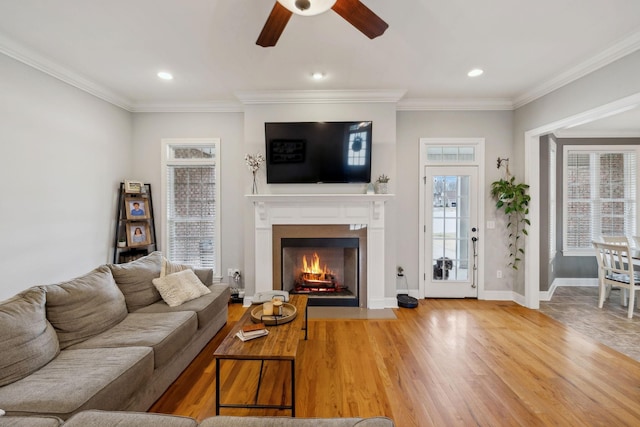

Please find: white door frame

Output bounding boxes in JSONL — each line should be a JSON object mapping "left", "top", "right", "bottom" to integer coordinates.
{"left": 419, "top": 138, "right": 485, "bottom": 300}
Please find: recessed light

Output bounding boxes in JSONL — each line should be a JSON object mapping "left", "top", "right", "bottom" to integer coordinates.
{"left": 467, "top": 68, "right": 484, "bottom": 77}
{"left": 157, "top": 71, "right": 174, "bottom": 80}
{"left": 312, "top": 72, "right": 326, "bottom": 80}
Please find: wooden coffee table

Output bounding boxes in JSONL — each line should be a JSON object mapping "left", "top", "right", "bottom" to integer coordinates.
{"left": 213, "top": 295, "right": 308, "bottom": 416}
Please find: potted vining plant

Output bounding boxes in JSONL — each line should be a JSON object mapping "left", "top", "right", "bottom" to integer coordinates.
{"left": 490, "top": 157, "right": 530, "bottom": 270}
{"left": 375, "top": 174, "right": 390, "bottom": 194}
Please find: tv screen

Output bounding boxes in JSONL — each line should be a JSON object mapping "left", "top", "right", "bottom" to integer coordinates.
{"left": 265, "top": 121, "right": 372, "bottom": 184}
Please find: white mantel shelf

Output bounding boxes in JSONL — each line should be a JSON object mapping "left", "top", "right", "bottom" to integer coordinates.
{"left": 247, "top": 193, "right": 393, "bottom": 309}
{"left": 246, "top": 194, "right": 394, "bottom": 202}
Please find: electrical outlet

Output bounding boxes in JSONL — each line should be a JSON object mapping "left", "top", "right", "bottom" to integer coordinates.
{"left": 497, "top": 270, "right": 503, "bottom": 279}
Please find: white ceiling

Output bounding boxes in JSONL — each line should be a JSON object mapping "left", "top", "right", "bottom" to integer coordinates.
{"left": 1, "top": 0, "right": 640, "bottom": 130}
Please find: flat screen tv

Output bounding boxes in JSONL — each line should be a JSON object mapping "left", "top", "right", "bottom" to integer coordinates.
{"left": 265, "top": 121, "right": 372, "bottom": 184}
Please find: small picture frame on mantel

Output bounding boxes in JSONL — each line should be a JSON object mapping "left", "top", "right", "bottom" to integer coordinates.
{"left": 124, "top": 180, "right": 143, "bottom": 194}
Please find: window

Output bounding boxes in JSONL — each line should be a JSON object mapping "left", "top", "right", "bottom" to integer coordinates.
{"left": 563, "top": 146, "right": 637, "bottom": 255}
{"left": 426, "top": 146, "right": 475, "bottom": 162}
{"left": 161, "top": 139, "right": 221, "bottom": 275}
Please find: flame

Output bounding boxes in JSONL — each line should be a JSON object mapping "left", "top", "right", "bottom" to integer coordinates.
{"left": 302, "top": 253, "right": 331, "bottom": 275}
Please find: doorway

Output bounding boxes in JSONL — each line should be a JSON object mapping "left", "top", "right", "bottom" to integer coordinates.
{"left": 425, "top": 167, "right": 479, "bottom": 298}
{"left": 418, "top": 138, "right": 485, "bottom": 300}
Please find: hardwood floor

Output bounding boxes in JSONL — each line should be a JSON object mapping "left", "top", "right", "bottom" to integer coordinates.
{"left": 151, "top": 299, "right": 640, "bottom": 426}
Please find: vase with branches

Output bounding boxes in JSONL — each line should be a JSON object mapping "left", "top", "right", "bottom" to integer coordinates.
{"left": 490, "top": 157, "right": 530, "bottom": 270}
{"left": 245, "top": 154, "right": 265, "bottom": 194}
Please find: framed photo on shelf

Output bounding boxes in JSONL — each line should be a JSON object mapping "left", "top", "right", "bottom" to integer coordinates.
{"left": 124, "top": 180, "right": 143, "bottom": 194}
{"left": 126, "top": 222, "right": 151, "bottom": 247}
{"left": 125, "top": 197, "right": 150, "bottom": 220}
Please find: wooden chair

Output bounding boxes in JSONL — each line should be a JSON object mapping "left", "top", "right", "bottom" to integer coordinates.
{"left": 602, "top": 235, "right": 630, "bottom": 245}
{"left": 592, "top": 240, "right": 640, "bottom": 318}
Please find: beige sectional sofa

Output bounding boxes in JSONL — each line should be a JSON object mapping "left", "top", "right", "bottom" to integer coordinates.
{"left": 0, "top": 252, "right": 230, "bottom": 420}
{"left": 0, "top": 410, "right": 395, "bottom": 426}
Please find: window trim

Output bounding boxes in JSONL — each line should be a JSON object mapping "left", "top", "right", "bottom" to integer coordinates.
{"left": 562, "top": 145, "right": 638, "bottom": 256}
{"left": 160, "top": 138, "right": 221, "bottom": 279}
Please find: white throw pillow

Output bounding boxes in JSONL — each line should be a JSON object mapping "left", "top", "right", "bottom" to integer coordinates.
{"left": 152, "top": 269, "right": 211, "bottom": 307}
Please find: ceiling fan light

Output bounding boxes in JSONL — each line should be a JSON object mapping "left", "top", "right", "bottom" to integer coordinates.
{"left": 277, "top": 0, "right": 337, "bottom": 16}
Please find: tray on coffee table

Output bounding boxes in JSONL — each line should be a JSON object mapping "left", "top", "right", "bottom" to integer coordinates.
{"left": 250, "top": 303, "right": 297, "bottom": 325}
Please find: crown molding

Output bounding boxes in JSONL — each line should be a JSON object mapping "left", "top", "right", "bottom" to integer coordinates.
{"left": 131, "top": 101, "right": 244, "bottom": 113}
{"left": 235, "top": 89, "right": 406, "bottom": 104}
{"left": 513, "top": 30, "right": 640, "bottom": 109}
{"left": 0, "top": 33, "right": 133, "bottom": 111}
{"left": 397, "top": 98, "right": 514, "bottom": 111}
{"left": 553, "top": 129, "right": 640, "bottom": 138}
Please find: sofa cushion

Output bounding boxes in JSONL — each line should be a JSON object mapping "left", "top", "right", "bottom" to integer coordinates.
{"left": 135, "top": 283, "right": 230, "bottom": 329}
{"left": 0, "top": 287, "right": 59, "bottom": 387}
{"left": 160, "top": 257, "right": 190, "bottom": 277}
{"left": 0, "top": 347, "right": 153, "bottom": 419}
{"left": 68, "top": 311, "right": 198, "bottom": 368}
{"left": 152, "top": 269, "right": 211, "bottom": 307}
{"left": 64, "top": 410, "right": 197, "bottom": 427}
{"left": 44, "top": 266, "right": 128, "bottom": 349}
{"left": 108, "top": 251, "right": 163, "bottom": 311}
{"left": 0, "top": 415, "right": 63, "bottom": 426}
{"left": 199, "top": 416, "right": 395, "bottom": 427}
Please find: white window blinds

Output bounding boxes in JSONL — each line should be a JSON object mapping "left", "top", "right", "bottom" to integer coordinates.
{"left": 564, "top": 147, "right": 637, "bottom": 254}
{"left": 162, "top": 139, "right": 220, "bottom": 271}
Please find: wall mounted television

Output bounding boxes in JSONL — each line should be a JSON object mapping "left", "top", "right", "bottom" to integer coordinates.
{"left": 265, "top": 121, "right": 372, "bottom": 184}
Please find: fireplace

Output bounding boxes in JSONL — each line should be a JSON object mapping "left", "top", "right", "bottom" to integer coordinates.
{"left": 248, "top": 194, "right": 391, "bottom": 309}
{"left": 273, "top": 225, "right": 366, "bottom": 307}
{"left": 281, "top": 237, "right": 360, "bottom": 306}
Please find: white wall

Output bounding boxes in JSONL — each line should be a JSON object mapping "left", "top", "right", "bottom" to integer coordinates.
{"left": 396, "top": 110, "right": 515, "bottom": 294}
{"left": 131, "top": 112, "right": 245, "bottom": 282}
{"left": 242, "top": 103, "right": 398, "bottom": 300}
{"left": 0, "top": 54, "right": 132, "bottom": 301}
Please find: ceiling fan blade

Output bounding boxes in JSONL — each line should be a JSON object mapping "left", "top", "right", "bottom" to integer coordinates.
{"left": 257, "top": 2, "right": 293, "bottom": 47}
{"left": 331, "top": 0, "right": 388, "bottom": 39}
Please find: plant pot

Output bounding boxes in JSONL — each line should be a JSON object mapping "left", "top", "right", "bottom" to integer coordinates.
{"left": 375, "top": 182, "right": 388, "bottom": 194}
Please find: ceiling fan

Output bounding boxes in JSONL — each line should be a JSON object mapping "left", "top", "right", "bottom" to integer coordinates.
{"left": 257, "top": 0, "right": 388, "bottom": 47}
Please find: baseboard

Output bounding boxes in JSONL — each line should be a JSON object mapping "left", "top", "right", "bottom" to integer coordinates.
{"left": 540, "top": 278, "right": 598, "bottom": 301}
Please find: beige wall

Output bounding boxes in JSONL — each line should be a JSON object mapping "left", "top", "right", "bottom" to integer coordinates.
{"left": 0, "top": 54, "right": 132, "bottom": 300}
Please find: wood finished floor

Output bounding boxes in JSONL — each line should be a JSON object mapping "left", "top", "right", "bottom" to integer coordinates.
{"left": 150, "top": 299, "right": 640, "bottom": 426}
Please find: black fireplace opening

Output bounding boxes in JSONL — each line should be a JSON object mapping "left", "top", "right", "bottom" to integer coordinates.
{"left": 281, "top": 237, "right": 359, "bottom": 307}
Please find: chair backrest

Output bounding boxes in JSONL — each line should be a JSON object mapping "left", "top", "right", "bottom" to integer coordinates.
{"left": 602, "top": 235, "right": 630, "bottom": 246}
{"left": 593, "top": 240, "right": 634, "bottom": 281}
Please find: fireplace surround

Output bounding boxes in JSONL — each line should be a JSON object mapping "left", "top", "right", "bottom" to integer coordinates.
{"left": 247, "top": 194, "right": 392, "bottom": 309}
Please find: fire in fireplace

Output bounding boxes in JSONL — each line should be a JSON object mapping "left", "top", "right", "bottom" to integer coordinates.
{"left": 295, "top": 252, "right": 346, "bottom": 293}
{"left": 281, "top": 237, "right": 359, "bottom": 306}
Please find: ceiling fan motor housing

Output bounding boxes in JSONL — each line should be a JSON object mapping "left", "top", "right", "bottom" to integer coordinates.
{"left": 295, "top": 0, "right": 311, "bottom": 11}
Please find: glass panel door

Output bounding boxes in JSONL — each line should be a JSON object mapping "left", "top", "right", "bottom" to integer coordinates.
{"left": 425, "top": 166, "right": 478, "bottom": 298}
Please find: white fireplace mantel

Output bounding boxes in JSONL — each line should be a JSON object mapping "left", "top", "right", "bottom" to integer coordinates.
{"left": 247, "top": 193, "right": 393, "bottom": 308}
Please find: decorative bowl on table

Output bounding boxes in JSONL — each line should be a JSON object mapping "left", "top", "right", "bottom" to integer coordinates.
{"left": 251, "top": 303, "right": 297, "bottom": 325}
